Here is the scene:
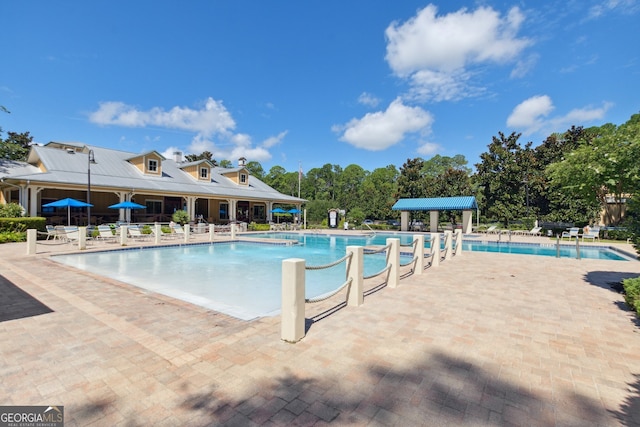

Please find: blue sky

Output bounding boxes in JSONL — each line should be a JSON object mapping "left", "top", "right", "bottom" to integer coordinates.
{"left": 1, "top": 1, "right": 638, "bottom": 174}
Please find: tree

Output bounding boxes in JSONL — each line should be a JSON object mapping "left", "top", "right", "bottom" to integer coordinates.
{"left": 422, "top": 154, "right": 471, "bottom": 177}
{"left": 245, "top": 161, "right": 265, "bottom": 179}
{"left": 361, "top": 165, "right": 399, "bottom": 220}
{"left": 219, "top": 160, "right": 233, "bottom": 168}
{"left": 184, "top": 151, "right": 217, "bottom": 165}
{"left": 547, "top": 113, "right": 640, "bottom": 225}
{"left": 0, "top": 131, "right": 33, "bottom": 161}
{"left": 395, "top": 158, "right": 426, "bottom": 199}
{"left": 474, "top": 132, "right": 535, "bottom": 226}
{"left": 336, "top": 164, "right": 367, "bottom": 214}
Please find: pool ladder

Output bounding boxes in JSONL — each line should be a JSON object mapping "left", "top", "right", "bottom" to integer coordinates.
{"left": 497, "top": 230, "right": 511, "bottom": 243}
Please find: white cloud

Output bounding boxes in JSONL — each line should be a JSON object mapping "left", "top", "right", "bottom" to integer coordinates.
{"left": 507, "top": 95, "right": 554, "bottom": 132}
{"left": 417, "top": 142, "right": 441, "bottom": 156}
{"left": 507, "top": 95, "right": 612, "bottom": 135}
{"left": 262, "top": 130, "right": 288, "bottom": 148}
{"left": 407, "top": 69, "right": 477, "bottom": 102}
{"left": 358, "top": 92, "right": 381, "bottom": 108}
{"left": 385, "top": 4, "right": 531, "bottom": 101}
{"left": 333, "top": 98, "right": 434, "bottom": 151}
{"left": 89, "top": 97, "right": 278, "bottom": 162}
{"left": 588, "top": 0, "right": 640, "bottom": 19}
{"left": 89, "top": 97, "right": 236, "bottom": 136}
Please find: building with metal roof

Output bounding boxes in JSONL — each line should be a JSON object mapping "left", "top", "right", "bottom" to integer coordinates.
{"left": 392, "top": 196, "right": 478, "bottom": 233}
{"left": 0, "top": 142, "right": 305, "bottom": 225}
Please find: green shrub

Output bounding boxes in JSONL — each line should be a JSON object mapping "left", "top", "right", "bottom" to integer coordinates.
{"left": 141, "top": 225, "right": 152, "bottom": 234}
{"left": 623, "top": 277, "right": 640, "bottom": 317}
{"left": 0, "top": 203, "right": 24, "bottom": 218}
{"left": 0, "top": 231, "right": 26, "bottom": 243}
{"left": 248, "top": 222, "right": 271, "bottom": 231}
{"left": 172, "top": 209, "right": 189, "bottom": 225}
{"left": 0, "top": 217, "right": 46, "bottom": 233}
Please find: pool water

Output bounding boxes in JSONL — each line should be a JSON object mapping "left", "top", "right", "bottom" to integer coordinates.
{"left": 250, "top": 232, "right": 632, "bottom": 261}
{"left": 53, "top": 239, "right": 410, "bottom": 321}
{"left": 52, "top": 232, "right": 632, "bottom": 321}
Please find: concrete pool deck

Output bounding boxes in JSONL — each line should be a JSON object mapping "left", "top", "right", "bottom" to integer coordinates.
{"left": 1, "top": 232, "right": 640, "bottom": 425}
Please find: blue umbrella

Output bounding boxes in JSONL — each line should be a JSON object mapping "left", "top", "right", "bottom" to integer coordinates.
{"left": 288, "top": 208, "right": 300, "bottom": 214}
{"left": 271, "top": 208, "right": 286, "bottom": 213}
{"left": 108, "top": 201, "right": 146, "bottom": 210}
{"left": 43, "top": 198, "right": 93, "bottom": 226}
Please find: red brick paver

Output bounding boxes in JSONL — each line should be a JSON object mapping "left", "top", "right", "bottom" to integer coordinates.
{"left": 1, "top": 237, "right": 639, "bottom": 426}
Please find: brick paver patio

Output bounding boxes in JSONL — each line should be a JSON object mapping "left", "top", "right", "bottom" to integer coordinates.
{"left": 1, "top": 235, "right": 639, "bottom": 426}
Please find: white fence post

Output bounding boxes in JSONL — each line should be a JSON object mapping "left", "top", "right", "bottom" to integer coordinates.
{"left": 155, "top": 223, "right": 162, "bottom": 245}
{"left": 231, "top": 224, "right": 236, "bottom": 239}
{"left": 120, "top": 225, "right": 128, "bottom": 246}
{"left": 26, "top": 229, "right": 37, "bottom": 255}
{"left": 184, "top": 225, "right": 190, "bottom": 243}
{"left": 444, "top": 230, "right": 453, "bottom": 260}
{"left": 78, "top": 226, "right": 87, "bottom": 250}
{"left": 454, "top": 229, "right": 463, "bottom": 256}
{"left": 387, "top": 238, "right": 400, "bottom": 288}
{"left": 281, "top": 258, "right": 306, "bottom": 343}
{"left": 346, "top": 246, "right": 363, "bottom": 307}
{"left": 413, "top": 234, "right": 424, "bottom": 274}
{"left": 209, "top": 224, "right": 215, "bottom": 242}
{"left": 431, "top": 233, "right": 440, "bottom": 267}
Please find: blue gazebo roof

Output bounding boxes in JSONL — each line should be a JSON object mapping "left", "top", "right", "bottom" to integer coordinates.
{"left": 392, "top": 196, "right": 478, "bottom": 211}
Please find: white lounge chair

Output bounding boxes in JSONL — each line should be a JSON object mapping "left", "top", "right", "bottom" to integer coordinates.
{"left": 96, "top": 225, "right": 117, "bottom": 242}
{"left": 128, "top": 226, "right": 152, "bottom": 241}
{"left": 483, "top": 225, "right": 499, "bottom": 234}
{"left": 520, "top": 226, "right": 542, "bottom": 236}
{"left": 582, "top": 226, "right": 600, "bottom": 242}
{"left": 561, "top": 227, "right": 580, "bottom": 240}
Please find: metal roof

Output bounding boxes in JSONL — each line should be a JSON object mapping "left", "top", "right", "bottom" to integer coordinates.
{"left": 3, "top": 144, "right": 305, "bottom": 203}
{"left": 392, "top": 196, "right": 478, "bottom": 211}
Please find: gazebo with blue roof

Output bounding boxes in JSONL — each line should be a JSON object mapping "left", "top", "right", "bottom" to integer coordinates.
{"left": 392, "top": 196, "right": 478, "bottom": 233}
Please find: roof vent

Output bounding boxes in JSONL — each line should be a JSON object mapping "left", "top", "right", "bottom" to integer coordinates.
{"left": 238, "top": 157, "right": 246, "bottom": 167}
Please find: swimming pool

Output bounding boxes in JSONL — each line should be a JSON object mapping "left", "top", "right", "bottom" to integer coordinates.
{"left": 248, "top": 232, "right": 633, "bottom": 261}
{"left": 52, "top": 238, "right": 411, "bottom": 321}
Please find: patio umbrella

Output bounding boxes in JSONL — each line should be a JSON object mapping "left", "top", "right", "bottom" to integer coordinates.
{"left": 108, "top": 201, "right": 146, "bottom": 210}
{"left": 109, "top": 201, "right": 146, "bottom": 223}
{"left": 271, "top": 207, "right": 286, "bottom": 223}
{"left": 287, "top": 208, "right": 300, "bottom": 214}
{"left": 43, "top": 197, "right": 93, "bottom": 226}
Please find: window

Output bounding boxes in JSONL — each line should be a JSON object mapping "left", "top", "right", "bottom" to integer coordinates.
{"left": 240, "top": 173, "right": 247, "bottom": 184}
{"left": 148, "top": 159, "right": 158, "bottom": 173}
{"left": 200, "top": 167, "right": 208, "bottom": 179}
{"left": 253, "top": 205, "right": 265, "bottom": 220}
{"left": 219, "top": 203, "right": 229, "bottom": 220}
{"left": 145, "top": 200, "right": 162, "bottom": 214}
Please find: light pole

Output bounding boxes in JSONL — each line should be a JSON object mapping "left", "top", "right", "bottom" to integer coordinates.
{"left": 87, "top": 150, "right": 97, "bottom": 227}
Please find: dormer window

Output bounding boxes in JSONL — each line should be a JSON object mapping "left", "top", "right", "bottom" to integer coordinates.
{"left": 148, "top": 159, "right": 158, "bottom": 173}
{"left": 200, "top": 167, "right": 209, "bottom": 179}
{"left": 240, "top": 173, "right": 247, "bottom": 184}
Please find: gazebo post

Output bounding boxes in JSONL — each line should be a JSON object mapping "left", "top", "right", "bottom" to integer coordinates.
{"left": 429, "top": 210, "right": 439, "bottom": 233}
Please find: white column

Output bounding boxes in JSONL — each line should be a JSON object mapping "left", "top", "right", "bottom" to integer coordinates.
{"left": 209, "top": 224, "right": 215, "bottom": 242}
{"left": 26, "top": 229, "right": 37, "bottom": 255}
{"left": 346, "top": 246, "right": 364, "bottom": 307}
{"left": 430, "top": 210, "right": 439, "bottom": 233}
{"left": 454, "top": 229, "right": 463, "bottom": 256}
{"left": 78, "top": 226, "right": 87, "bottom": 250}
{"left": 413, "top": 234, "right": 424, "bottom": 275}
{"left": 154, "top": 223, "right": 162, "bottom": 244}
{"left": 444, "top": 230, "right": 453, "bottom": 260}
{"left": 431, "top": 233, "right": 440, "bottom": 267}
{"left": 462, "top": 210, "right": 473, "bottom": 234}
{"left": 387, "top": 238, "right": 400, "bottom": 288}
{"left": 400, "top": 211, "right": 410, "bottom": 232}
{"left": 120, "top": 225, "right": 128, "bottom": 246}
{"left": 281, "top": 258, "right": 306, "bottom": 343}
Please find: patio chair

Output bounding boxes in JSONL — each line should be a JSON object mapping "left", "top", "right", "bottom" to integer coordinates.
{"left": 582, "top": 226, "right": 600, "bottom": 242}
{"left": 483, "top": 225, "right": 498, "bottom": 234}
{"left": 128, "top": 225, "right": 152, "bottom": 241}
{"left": 96, "top": 225, "right": 117, "bottom": 243}
{"left": 561, "top": 227, "right": 580, "bottom": 240}
{"left": 521, "top": 226, "right": 542, "bottom": 237}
